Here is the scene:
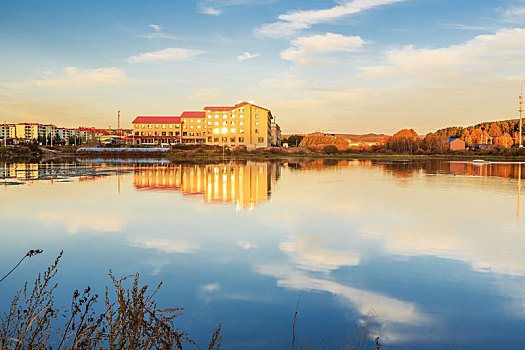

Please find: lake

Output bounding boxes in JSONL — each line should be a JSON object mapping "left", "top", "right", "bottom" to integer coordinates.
{"left": 1, "top": 158, "right": 524, "bottom": 349}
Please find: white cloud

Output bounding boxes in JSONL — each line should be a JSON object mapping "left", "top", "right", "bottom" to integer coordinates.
{"left": 237, "top": 240, "right": 258, "bottom": 250}
{"left": 360, "top": 28, "right": 525, "bottom": 85}
{"left": 189, "top": 88, "right": 223, "bottom": 100}
{"left": 201, "top": 283, "right": 221, "bottom": 293}
{"left": 130, "top": 237, "right": 199, "bottom": 253}
{"left": 237, "top": 52, "right": 260, "bottom": 61}
{"left": 200, "top": 6, "right": 222, "bottom": 15}
{"left": 127, "top": 47, "right": 202, "bottom": 64}
{"left": 141, "top": 24, "right": 179, "bottom": 40}
{"left": 257, "top": 0, "right": 406, "bottom": 38}
{"left": 280, "top": 236, "right": 360, "bottom": 272}
{"left": 281, "top": 32, "right": 365, "bottom": 65}
{"left": 35, "top": 67, "right": 132, "bottom": 89}
{"left": 257, "top": 264, "right": 432, "bottom": 343}
{"left": 36, "top": 210, "right": 125, "bottom": 234}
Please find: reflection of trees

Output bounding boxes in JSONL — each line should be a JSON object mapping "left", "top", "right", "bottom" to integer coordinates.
{"left": 377, "top": 160, "right": 525, "bottom": 180}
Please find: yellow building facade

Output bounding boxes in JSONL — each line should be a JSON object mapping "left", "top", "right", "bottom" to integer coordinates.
{"left": 132, "top": 102, "right": 274, "bottom": 148}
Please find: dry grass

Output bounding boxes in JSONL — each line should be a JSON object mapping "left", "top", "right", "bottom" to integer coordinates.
{"left": 0, "top": 252, "right": 221, "bottom": 350}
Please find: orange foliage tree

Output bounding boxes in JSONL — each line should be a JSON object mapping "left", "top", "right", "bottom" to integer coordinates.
{"left": 385, "top": 129, "right": 420, "bottom": 154}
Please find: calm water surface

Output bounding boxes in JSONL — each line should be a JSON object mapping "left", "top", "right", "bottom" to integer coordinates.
{"left": 1, "top": 159, "right": 524, "bottom": 349}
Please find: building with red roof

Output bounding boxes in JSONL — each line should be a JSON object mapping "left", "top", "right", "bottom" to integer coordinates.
{"left": 132, "top": 102, "right": 280, "bottom": 147}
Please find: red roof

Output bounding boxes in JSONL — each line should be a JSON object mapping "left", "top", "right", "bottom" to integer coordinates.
{"left": 132, "top": 116, "right": 181, "bottom": 124}
{"left": 204, "top": 106, "right": 235, "bottom": 111}
{"left": 181, "top": 111, "right": 206, "bottom": 118}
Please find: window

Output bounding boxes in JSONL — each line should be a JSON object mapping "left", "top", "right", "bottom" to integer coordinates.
{"left": 169, "top": 132, "right": 173, "bottom": 136}
{"left": 175, "top": 131, "right": 180, "bottom": 136}
{"left": 258, "top": 137, "right": 264, "bottom": 143}
{"left": 231, "top": 114, "right": 235, "bottom": 118}
{"left": 190, "top": 125, "right": 194, "bottom": 129}
{"left": 140, "top": 132, "right": 144, "bottom": 136}
{"left": 239, "top": 129, "right": 244, "bottom": 133}
{"left": 255, "top": 121, "right": 259, "bottom": 126}
{"left": 231, "top": 121, "right": 235, "bottom": 125}
{"left": 214, "top": 114, "right": 219, "bottom": 118}
{"left": 135, "top": 132, "right": 139, "bottom": 136}
{"left": 214, "top": 121, "right": 219, "bottom": 126}
{"left": 183, "top": 132, "right": 187, "bottom": 136}
{"left": 231, "top": 128, "right": 236, "bottom": 133}
{"left": 239, "top": 114, "right": 244, "bottom": 118}
{"left": 255, "top": 114, "right": 259, "bottom": 119}
{"left": 230, "top": 137, "right": 235, "bottom": 143}
{"left": 197, "top": 125, "right": 201, "bottom": 129}
{"left": 214, "top": 137, "right": 219, "bottom": 142}
{"left": 183, "top": 125, "right": 187, "bottom": 129}
{"left": 176, "top": 124, "right": 180, "bottom": 128}
{"left": 208, "top": 115, "right": 212, "bottom": 119}
{"left": 155, "top": 124, "right": 159, "bottom": 128}
{"left": 169, "top": 124, "right": 173, "bottom": 128}
{"left": 154, "top": 131, "right": 158, "bottom": 136}
{"left": 162, "top": 132, "right": 166, "bottom": 136}
{"left": 208, "top": 121, "right": 212, "bottom": 125}
{"left": 148, "top": 124, "right": 152, "bottom": 128}
{"left": 223, "top": 121, "right": 227, "bottom": 126}
{"left": 197, "top": 119, "right": 201, "bottom": 123}
{"left": 142, "top": 124, "right": 146, "bottom": 129}
{"left": 223, "top": 115, "right": 227, "bottom": 118}
{"left": 190, "top": 132, "right": 194, "bottom": 136}
{"left": 197, "top": 132, "right": 201, "bottom": 136}
{"left": 208, "top": 137, "right": 212, "bottom": 142}
{"left": 239, "top": 121, "right": 244, "bottom": 126}
{"left": 162, "top": 124, "right": 166, "bottom": 128}
{"left": 255, "top": 129, "right": 259, "bottom": 133}
{"left": 239, "top": 137, "right": 244, "bottom": 142}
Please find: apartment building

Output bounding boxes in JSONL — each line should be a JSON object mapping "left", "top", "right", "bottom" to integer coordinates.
{"left": 0, "top": 124, "right": 16, "bottom": 140}
{"left": 271, "top": 123, "right": 281, "bottom": 147}
{"left": 132, "top": 102, "right": 277, "bottom": 148}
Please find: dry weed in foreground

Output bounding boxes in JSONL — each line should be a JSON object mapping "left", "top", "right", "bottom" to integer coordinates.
{"left": 0, "top": 251, "right": 222, "bottom": 350}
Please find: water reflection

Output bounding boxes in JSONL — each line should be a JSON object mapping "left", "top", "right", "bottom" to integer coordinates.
{"left": 0, "top": 162, "right": 132, "bottom": 184}
{"left": 1, "top": 158, "right": 525, "bottom": 349}
{"left": 133, "top": 161, "right": 281, "bottom": 209}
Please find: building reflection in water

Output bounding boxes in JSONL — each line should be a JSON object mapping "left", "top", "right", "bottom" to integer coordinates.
{"left": 133, "top": 161, "right": 281, "bottom": 209}
{"left": 0, "top": 162, "right": 132, "bottom": 184}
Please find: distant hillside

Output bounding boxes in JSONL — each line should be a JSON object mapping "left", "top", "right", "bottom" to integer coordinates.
{"left": 282, "top": 133, "right": 388, "bottom": 142}
{"left": 334, "top": 133, "right": 389, "bottom": 142}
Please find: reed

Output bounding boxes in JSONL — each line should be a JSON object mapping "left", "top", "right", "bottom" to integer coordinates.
{"left": 0, "top": 252, "right": 222, "bottom": 350}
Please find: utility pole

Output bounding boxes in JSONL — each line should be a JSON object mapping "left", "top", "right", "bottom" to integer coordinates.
{"left": 117, "top": 110, "right": 121, "bottom": 135}
{"left": 518, "top": 89, "right": 523, "bottom": 148}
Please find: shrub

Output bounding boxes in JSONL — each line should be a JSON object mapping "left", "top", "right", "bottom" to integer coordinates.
{"left": 0, "top": 252, "right": 222, "bottom": 350}
{"left": 322, "top": 145, "right": 339, "bottom": 154}
{"left": 233, "top": 145, "right": 247, "bottom": 153}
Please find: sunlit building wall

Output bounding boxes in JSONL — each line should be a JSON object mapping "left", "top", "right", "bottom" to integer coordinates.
{"left": 132, "top": 102, "right": 277, "bottom": 148}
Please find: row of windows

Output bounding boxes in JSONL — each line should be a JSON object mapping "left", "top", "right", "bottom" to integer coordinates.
{"left": 207, "top": 121, "right": 245, "bottom": 126}
{"left": 208, "top": 114, "right": 244, "bottom": 119}
{"left": 206, "top": 136, "right": 266, "bottom": 143}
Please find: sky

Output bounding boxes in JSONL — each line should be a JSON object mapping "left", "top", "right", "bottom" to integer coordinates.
{"left": 2, "top": 0, "right": 525, "bottom": 134}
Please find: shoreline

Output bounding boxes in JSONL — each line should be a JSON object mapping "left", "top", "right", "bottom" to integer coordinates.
{"left": 2, "top": 144, "right": 525, "bottom": 163}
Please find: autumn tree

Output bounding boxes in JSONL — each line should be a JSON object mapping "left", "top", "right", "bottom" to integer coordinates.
{"left": 385, "top": 129, "right": 420, "bottom": 154}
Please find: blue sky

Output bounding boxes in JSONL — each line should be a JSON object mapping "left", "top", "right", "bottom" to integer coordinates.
{"left": 2, "top": 0, "right": 525, "bottom": 134}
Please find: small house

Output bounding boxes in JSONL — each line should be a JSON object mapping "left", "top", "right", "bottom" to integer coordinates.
{"left": 448, "top": 138, "right": 466, "bottom": 151}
